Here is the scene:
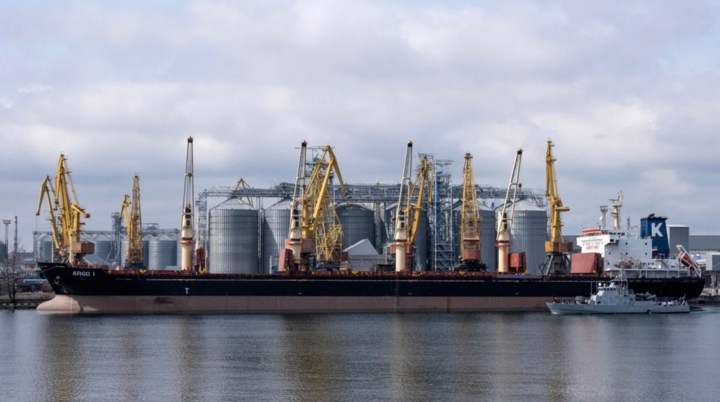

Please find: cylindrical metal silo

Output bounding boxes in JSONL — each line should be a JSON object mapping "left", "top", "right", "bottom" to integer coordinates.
{"left": 336, "top": 204, "right": 376, "bottom": 250}
{"left": 262, "top": 198, "right": 291, "bottom": 273}
{"left": 120, "top": 238, "right": 128, "bottom": 267}
{"left": 505, "top": 199, "right": 547, "bottom": 275}
{"left": 413, "top": 208, "right": 429, "bottom": 271}
{"left": 479, "top": 204, "right": 497, "bottom": 270}
{"left": 148, "top": 234, "right": 178, "bottom": 270}
{"left": 35, "top": 234, "right": 54, "bottom": 262}
{"left": 380, "top": 203, "right": 398, "bottom": 248}
{"left": 208, "top": 198, "right": 260, "bottom": 274}
{"left": 143, "top": 238, "right": 150, "bottom": 267}
{"left": 93, "top": 234, "right": 113, "bottom": 262}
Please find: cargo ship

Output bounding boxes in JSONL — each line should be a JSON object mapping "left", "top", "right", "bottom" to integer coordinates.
{"left": 36, "top": 263, "right": 703, "bottom": 313}
{"left": 35, "top": 197, "right": 706, "bottom": 313}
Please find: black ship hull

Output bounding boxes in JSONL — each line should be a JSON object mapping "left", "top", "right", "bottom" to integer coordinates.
{"left": 36, "top": 263, "right": 705, "bottom": 313}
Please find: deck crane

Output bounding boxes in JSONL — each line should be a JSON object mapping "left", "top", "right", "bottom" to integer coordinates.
{"left": 392, "top": 142, "right": 433, "bottom": 272}
{"left": 457, "top": 153, "right": 485, "bottom": 271}
{"left": 540, "top": 141, "right": 573, "bottom": 275}
{"left": 179, "top": 137, "right": 195, "bottom": 272}
{"left": 496, "top": 149, "right": 523, "bottom": 273}
{"left": 36, "top": 154, "right": 94, "bottom": 264}
{"left": 282, "top": 142, "right": 347, "bottom": 272}
{"left": 119, "top": 175, "right": 144, "bottom": 268}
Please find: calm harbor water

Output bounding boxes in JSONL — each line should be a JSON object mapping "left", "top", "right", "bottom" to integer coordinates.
{"left": 1, "top": 308, "right": 719, "bottom": 402}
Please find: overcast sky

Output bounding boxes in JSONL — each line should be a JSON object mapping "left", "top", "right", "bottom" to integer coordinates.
{"left": 2, "top": 0, "right": 720, "bottom": 250}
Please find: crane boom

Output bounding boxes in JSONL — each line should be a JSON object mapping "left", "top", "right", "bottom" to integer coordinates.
{"left": 120, "top": 175, "right": 144, "bottom": 267}
{"left": 545, "top": 141, "right": 570, "bottom": 244}
{"left": 496, "top": 149, "right": 523, "bottom": 273}
{"left": 541, "top": 141, "right": 573, "bottom": 275}
{"left": 460, "top": 153, "right": 482, "bottom": 266}
{"left": 393, "top": 141, "right": 414, "bottom": 272}
{"left": 282, "top": 142, "right": 347, "bottom": 272}
{"left": 179, "top": 137, "right": 195, "bottom": 272}
{"left": 35, "top": 154, "right": 92, "bottom": 263}
{"left": 408, "top": 156, "right": 433, "bottom": 246}
{"left": 392, "top": 143, "right": 433, "bottom": 272}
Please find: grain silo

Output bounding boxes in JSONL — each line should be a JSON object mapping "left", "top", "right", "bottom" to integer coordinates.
{"left": 208, "top": 198, "right": 260, "bottom": 274}
{"left": 35, "top": 234, "right": 54, "bottom": 262}
{"left": 93, "top": 234, "right": 113, "bottom": 262}
{"left": 505, "top": 199, "right": 547, "bottom": 275}
{"left": 262, "top": 198, "right": 291, "bottom": 273}
{"left": 336, "top": 204, "right": 376, "bottom": 250}
{"left": 148, "top": 234, "right": 178, "bottom": 270}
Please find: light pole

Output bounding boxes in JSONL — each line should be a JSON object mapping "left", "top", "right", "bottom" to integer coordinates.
{"left": 3, "top": 220, "right": 9, "bottom": 270}
{"left": 3, "top": 220, "right": 11, "bottom": 302}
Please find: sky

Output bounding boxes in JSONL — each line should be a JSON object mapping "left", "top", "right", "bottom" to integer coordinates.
{"left": 2, "top": 0, "right": 720, "bottom": 251}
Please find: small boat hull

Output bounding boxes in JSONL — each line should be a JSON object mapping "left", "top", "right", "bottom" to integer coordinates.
{"left": 546, "top": 302, "right": 690, "bottom": 315}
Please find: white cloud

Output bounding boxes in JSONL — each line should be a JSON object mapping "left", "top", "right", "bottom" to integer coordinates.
{"left": 18, "top": 84, "right": 54, "bottom": 95}
{"left": 0, "top": 96, "right": 12, "bottom": 109}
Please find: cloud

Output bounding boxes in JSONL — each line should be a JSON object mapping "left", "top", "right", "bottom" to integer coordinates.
{"left": 1, "top": 0, "right": 720, "bottom": 248}
{"left": 0, "top": 96, "right": 12, "bottom": 109}
{"left": 18, "top": 84, "right": 54, "bottom": 95}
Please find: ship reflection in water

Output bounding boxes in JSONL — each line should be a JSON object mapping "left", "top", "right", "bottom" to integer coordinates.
{"left": 1, "top": 310, "right": 719, "bottom": 401}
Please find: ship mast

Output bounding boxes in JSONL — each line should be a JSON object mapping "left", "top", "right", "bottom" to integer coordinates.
{"left": 610, "top": 192, "right": 623, "bottom": 230}
{"left": 496, "top": 149, "right": 522, "bottom": 273}
{"left": 179, "top": 137, "right": 195, "bottom": 272}
{"left": 393, "top": 141, "right": 414, "bottom": 272}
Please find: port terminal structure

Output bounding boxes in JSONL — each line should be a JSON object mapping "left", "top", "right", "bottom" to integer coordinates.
{"left": 195, "top": 182, "right": 545, "bottom": 271}
{"left": 33, "top": 183, "right": 544, "bottom": 272}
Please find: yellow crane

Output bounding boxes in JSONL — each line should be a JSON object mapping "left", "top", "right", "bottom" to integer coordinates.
{"left": 36, "top": 154, "right": 94, "bottom": 264}
{"left": 392, "top": 142, "right": 433, "bottom": 272}
{"left": 496, "top": 149, "right": 523, "bottom": 273}
{"left": 235, "top": 178, "right": 254, "bottom": 207}
{"left": 283, "top": 142, "right": 347, "bottom": 272}
{"left": 457, "top": 153, "right": 485, "bottom": 271}
{"left": 540, "top": 140, "right": 573, "bottom": 275}
{"left": 119, "top": 175, "right": 144, "bottom": 268}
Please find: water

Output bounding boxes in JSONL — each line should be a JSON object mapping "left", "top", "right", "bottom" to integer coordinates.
{"left": 1, "top": 308, "right": 719, "bottom": 402}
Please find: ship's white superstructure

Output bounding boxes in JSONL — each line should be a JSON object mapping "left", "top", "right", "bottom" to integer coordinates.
{"left": 577, "top": 228, "right": 697, "bottom": 278}
{"left": 575, "top": 193, "right": 701, "bottom": 279}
